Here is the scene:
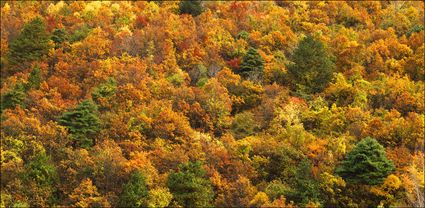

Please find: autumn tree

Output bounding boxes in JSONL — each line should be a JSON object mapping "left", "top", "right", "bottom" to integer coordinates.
{"left": 69, "top": 178, "right": 110, "bottom": 208}
{"left": 336, "top": 137, "right": 395, "bottom": 185}
{"left": 58, "top": 100, "right": 101, "bottom": 148}
{"left": 231, "top": 111, "right": 258, "bottom": 139}
{"left": 167, "top": 161, "right": 214, "bottom": 207}
{"left": 287, "top": 35, "right": 335, "bottom": 95}
{"left": 9, "top": 17, "right": 51, "bottom": 65}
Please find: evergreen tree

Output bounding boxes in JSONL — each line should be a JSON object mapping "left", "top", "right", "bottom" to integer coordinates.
{"left": 167, "top": 161, "right": 214, "bottom": 207}
{"left": 91, "top": 78, "right": 117, "bottom": 103}
{"left": 51, "top": 28, "right": 68, "bottom": 49}
{"left": 179, "top": 0, "right": 203, "bottom": 17}
{"left": 9, "top": 17, "right": 51, "bottom": 64}
{"left": 58, "top": 100, "right": 101, "bottom": 148}
{"left": 238, "top": 47, "right": 265, "bottom": 82}
{"left": 1, "top": 83, "right": 26, "bottom": 112}
{"left": 287, "top": 35, "right": 335, "bottom": 95}
{"left": 287, "top": 159, "right": 321, "bottom": 205}
{"left": 119, "top": 171, "right": 149, "bottom": 208}
{"left": 25, "top": 66, "right": 43, "bottom": 90}
{"left": 335, "top": 137, "right": 395, "bottom": 185}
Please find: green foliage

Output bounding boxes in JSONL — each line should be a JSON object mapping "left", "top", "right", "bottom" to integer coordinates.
{"left": 51, "top": 28, "right": 68, "bottom": 49}
{"left": 167, "top": 161, "right": 214, "bottom": 207}
{"left": 265, "top": 180, "right": 289, "bottom": 201}
{"left": 69, "top": 24, "right": 91, "bottom": 43}
{"left": 237, "top": 30, "right": 250, "bottom": 40}
{"left": 179, "top": 0, "right": 203, "bottom": 17}
{"left": 58, "top": 100, "right": 101, "bottom": 148}
{"left": 91, "top": 78, "right": 117, "bottom": 103}
{"left": 238, "top": 47, "right": 265, "bottom": 82}
{"left": 335, "top": 137, "right": 395, "bottom": 185}
{"left": 119, "top": 171, "right": 149, "bottom": 208}
{"left": 286, "top": 159, "right": 321, "bottom": 205}
{"left": 231, "top": 111, "right": 257, "bottom": 139}
{"left": 25, "top": 66, "right": 43, "bottom": 91}
{"left": 147, "top": 188, "right": 173, "bottom": 208}
{"left": 1, "top": 83, "right": 26, "bottom": 112}
{"left": 9, "top": 17, "right": 51, "bottom": 64}
{"left": 22, "top": 152, "right": 58, "bottom": 187}
{"left": 287, "top": 35, "right": 335, "bottom": 95}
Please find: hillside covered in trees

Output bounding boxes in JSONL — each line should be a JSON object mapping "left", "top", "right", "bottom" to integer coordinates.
{"left": 1, "top": 1, "right": 424, "bottom": 207}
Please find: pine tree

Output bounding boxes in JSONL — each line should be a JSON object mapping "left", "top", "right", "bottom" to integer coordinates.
{"left": 91, "top": 78, "right": 117, "bottom": 103}
{"left": 1, "top": 83, "right": 26, "bottom": 112}
{"left": 58, "top": 100, "right": 101, "bottom": 148}
{"left": 335, "top": 137, "right": 395, "bottom": 185}
{"left": 119, "top": 171, "right": 149, "bottom": 208}
{"left": 25, "top": 66, "right": 43, "bottom": 90}
{"left": 179, "top": 0, "right": 203, "bottom": 17}
{"left": 51, "top": 28, "right": 68, "bottom": 49}
{"left": 238, "top": 47, "right": 265, "bottom": 82}
{"left": 287, "top": 159, "right": 321, "bottom": 205}
{"left": 9, "top": 17, "right": 51, "bottom": 64}
{"left": 167, "top": 161, "right": 214, "bottom": 207}
{"left": 287, "top": 35, "right": 335, "bottom": 95}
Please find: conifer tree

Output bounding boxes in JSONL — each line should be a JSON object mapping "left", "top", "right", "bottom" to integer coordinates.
{"left": 335, "top": 137, "right": 395, "bottom": 185}
{"left": 287, "top": 159, "right": 321, "bottom": 205}
{"left": 287, "top": 35, "right": 335, "bottom": 95}
{"left": 51, "top": 28, "right": 68, "bottom": 49}
{"left": 179, "top": 0, "right": 203, "bottom": 17}
{"left": 9, "top": 17, "right": 51, "bottom": 64}
{"left": 239, "top": 47, "right": 265, "bottom": 82}
{"left": 25, "top": 66, "right": 43, "bottom": 90}
{"left": 1, "top": 83, "right": 26, "bottom": 112}
{"left": 167, "top": 161, "right": 214, "bottom": 207}
{"left": 58, "top": 100, "right": 101, "bottom": 148}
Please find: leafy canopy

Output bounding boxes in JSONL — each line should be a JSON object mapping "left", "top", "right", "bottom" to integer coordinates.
{"left": 119, "top": 171, "right": 149, "bottom": 208}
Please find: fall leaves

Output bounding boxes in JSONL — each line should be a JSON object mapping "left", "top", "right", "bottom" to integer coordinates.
{"left": 1, "top": 1, "right": 424, "bottom": 207}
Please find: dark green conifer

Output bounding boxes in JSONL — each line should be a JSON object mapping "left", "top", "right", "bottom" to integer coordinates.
{"left": 25, "top": 66, "right": 43, "bottom": 90}
{"left": 167, "top": 161, "right": 214, "bottom": 207}
{"left": 58, "top": 100, "right": 101, "bottom": 148}
{"left": 9, "top": 17, "right": 51, "bottom": 64}
{"left": 179, "top": 0, "right": 203, "bottom": 17}
{"left": 287, "top": 35, "right": 335, "bottom": 95}
{"left": 335, "top": 137, "right": 395, "bottom": 185}
{"left": 1, "top": 83, "right": 26, "bottom": 112}
{"left": 239, "top": 47, "right": 265, "bottom": 82}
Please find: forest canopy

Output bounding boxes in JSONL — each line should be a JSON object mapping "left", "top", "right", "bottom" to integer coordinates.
{"left": 1, "top": 1, "right": 424, "bottom": 207}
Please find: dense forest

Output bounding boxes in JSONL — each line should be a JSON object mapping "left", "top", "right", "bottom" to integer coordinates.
{"left": 1, "top": 1, "right": 424, "bottom": 207}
